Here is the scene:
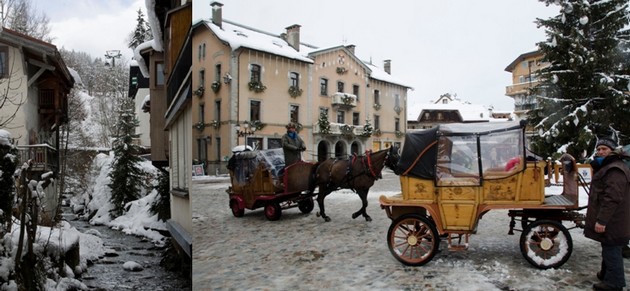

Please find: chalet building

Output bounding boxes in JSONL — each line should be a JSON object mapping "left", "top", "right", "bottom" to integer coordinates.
{"left": 0, "top": 27, "right": 74, "bottom": 223}
{"left": 128, "top": 63, "right": 151, "bottom": 149}
{"left": 407, "top": 93, "right": 499, "bottom": 130}
{"left": 136, "top": 1, "right": 192, "bottom": 260}
{"left": 504, "top": 50, "right": 549, "bottom": 121}
{"left": 193, "top": 2, "right": 411, "bottom": 174}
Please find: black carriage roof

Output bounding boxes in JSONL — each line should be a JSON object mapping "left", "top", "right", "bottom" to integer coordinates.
{"left": 396, "top": 121, "right": 525, "bottom": 179}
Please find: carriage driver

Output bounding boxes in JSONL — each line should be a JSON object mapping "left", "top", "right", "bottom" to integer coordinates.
{"left": 282, "top": 122, "right": 306, "bottom": 167}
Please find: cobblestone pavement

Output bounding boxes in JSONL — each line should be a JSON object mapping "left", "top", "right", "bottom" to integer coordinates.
{"left": 192, "top": 171, "right": 628, "bottom": 291}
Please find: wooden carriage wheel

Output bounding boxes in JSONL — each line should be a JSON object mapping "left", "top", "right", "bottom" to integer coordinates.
{"left": 298, "top": 198, "right": 314, "bottom": 214}
{"left": 387, "top": 213, "right": 439, "bottom": 266}
{"left": 520, "top": 219, "right": 573, "bottom": 269}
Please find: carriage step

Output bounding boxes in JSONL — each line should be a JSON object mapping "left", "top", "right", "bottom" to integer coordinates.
{"left": 446, "top": 233, "right": 470, "bottom": 251}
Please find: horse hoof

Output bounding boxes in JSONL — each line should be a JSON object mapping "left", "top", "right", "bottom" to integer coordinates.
{"left": 351, "top": 213, "right": 359, "bottom": 219}
{"left": 324, "top": 217, "right": 331, "bottom": 222}
{"left": 316, "top": 212, "right": 320, "bottom": 217}
{"left": 365, "top": 216, "right": 372, "bottom": 222}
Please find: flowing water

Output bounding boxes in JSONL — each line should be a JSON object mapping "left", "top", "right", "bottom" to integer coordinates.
{"left": 62, "top": 208, "right": 191, "bottom": 290}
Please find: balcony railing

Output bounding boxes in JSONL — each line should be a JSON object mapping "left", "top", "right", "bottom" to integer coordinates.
{"left": 331, "top": 92, "right": 357, "bottom": 107}
{"left": 17, "top": 144, "right": 58, "bottom": 173}
{"left": 313, "top": 122, "right": 370, "bottom": 136}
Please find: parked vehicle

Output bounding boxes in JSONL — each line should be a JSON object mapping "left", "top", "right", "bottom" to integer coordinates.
{"left": 380, "top": 121, "right": 586, "bottom": 269}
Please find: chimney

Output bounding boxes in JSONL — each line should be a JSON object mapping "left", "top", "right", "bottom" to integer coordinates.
{"left": 211, "top": 2, "right": 223, "bottom": 28}
{"left": 285, "top": 24, "right": 301, "bottom": 51}
{"left": 384, "top": 59, "right": 391, "bottom": 74}
{"left": 345, "top": 45, "right": 355, "bottom": 54}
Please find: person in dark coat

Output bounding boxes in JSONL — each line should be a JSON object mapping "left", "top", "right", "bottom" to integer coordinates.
{"left": 584, "top": 137, "right": 630, "bottom": 291}
{"left": 282, "top": 122, "right": 305, "bottom": 167}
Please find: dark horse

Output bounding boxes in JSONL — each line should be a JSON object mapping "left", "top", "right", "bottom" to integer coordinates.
{"left": 308, "top": 146, "right": 399, "bottom": 222}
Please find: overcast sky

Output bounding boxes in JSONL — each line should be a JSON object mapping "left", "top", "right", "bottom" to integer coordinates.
{"left": 32, "top": 0, "right": 559, "bottom": 111}
{"left": 31, "top": 0, "right": 145, "bottom": 63}
{"left": 194, "top": 0, "right": 558, "bottom": 111}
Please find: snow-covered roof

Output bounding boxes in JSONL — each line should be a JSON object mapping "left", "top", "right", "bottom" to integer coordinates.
{"left": 418, "top": 102, "right": 490, "bottom": 122}
{"left": 0, "top": 129, "right": 11, "bottom": 146}
{"left": 201, "top": 19, "right": 315, "bottom": 63}
{"left": 196, "top": 18, "right": 412, "bottom": 88}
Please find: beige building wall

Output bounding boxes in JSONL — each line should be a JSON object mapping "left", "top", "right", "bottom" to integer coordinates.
{"left": 1, "top": 45, "right": 30, "bottom": 146}
{"left": 134, "top": 87, "right": 151, "bottom": 147}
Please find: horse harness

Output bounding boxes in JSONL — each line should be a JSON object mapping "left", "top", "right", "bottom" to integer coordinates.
{"left": 326, "top": 150, "right": 388, "bottom": 189}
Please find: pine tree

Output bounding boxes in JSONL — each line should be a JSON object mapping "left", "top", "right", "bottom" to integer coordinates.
{"left": 528, "top": 0, "right": 630, "bottom": 161}
{"left": 108, "top": 97, "right": 144, "bottom": 217}
{"left": 0, "top": 135, "right": 18, "bottom": 230}
{"left": 127, "top": 8, "right": 153, "bottom": 50}
{"left": 150, "top": 168, "right": 171, "bottom": 221}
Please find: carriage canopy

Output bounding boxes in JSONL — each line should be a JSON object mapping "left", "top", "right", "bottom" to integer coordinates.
{"left": 397, "top": 121, "right": 527, "bottom": 185}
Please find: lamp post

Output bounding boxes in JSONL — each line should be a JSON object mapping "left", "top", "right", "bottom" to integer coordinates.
{"left": 235, "top": 122, "right": 256, "bottom": 145}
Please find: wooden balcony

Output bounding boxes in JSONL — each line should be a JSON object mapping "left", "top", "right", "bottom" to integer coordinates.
{"left": 17, "top": 144, "right": 58, "bottom": 173}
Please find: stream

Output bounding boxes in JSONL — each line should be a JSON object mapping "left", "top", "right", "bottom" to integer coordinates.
{"left": 61, "top": 208, "right": 191, "bottom": 290}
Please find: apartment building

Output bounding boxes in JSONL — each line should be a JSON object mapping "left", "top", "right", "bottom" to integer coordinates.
{"left": 504, "top": 50, "right": 549, "bottom": 121}
{"left": 193, "top": 2, "right": 411, "bottom": 174}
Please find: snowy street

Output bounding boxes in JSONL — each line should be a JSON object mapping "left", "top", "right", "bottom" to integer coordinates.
{"left": 191, "top": 171, "right": 627, "bottom": 291}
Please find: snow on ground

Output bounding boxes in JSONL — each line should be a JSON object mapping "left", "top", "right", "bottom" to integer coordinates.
{"left": 192, "top": 171, "right": 618, "bottom": 291}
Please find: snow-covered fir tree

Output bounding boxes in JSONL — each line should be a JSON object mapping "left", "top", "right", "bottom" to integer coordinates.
{"left": 127, "top": 8, "right": 152, "bottom": 50}
{"left": 108, "top": 97, "right": 145, "bottom": 217}
{"left": 527, "top": 0, "right": 630, "bottom": 161}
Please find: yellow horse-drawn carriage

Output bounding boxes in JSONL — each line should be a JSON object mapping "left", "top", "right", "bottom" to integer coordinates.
{"left": 380, "top": 121, "right": 585, "bottom": 269}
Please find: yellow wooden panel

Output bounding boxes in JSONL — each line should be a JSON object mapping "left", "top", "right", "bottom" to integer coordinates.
{"left": 440, "top": 203, "right": 476, "bottom": 230}
{"left": 518, "top": 162, "right": 545, "bottom": 203}
{"left": 400, "top": 176, "right": 435, "bottom": 201}
{"left": 482, "top": 175, "right": 518, "bottom": 202}
{"left": 439, "top": 186, "right": 478, "bottom": 201}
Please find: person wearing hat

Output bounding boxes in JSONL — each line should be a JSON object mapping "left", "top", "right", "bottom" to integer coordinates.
{"left": 585, "top": 137, "right": 630, "bottom": 291}
{"left": 282, "top": 122, "right": 306, "bottom": 167}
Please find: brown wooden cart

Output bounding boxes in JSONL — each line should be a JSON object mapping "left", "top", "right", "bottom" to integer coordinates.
{"left": 226, "top": 148, "right": 316, "bottom": 221}
{"left": 380, "top": 121, "right": 587, "bottom": 269}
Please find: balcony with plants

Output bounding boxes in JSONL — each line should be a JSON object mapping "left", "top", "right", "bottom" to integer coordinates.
{"left": 331, "top": 92, "right": 357, "bottom": 108}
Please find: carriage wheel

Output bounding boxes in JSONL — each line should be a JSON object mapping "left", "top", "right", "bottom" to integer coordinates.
{"left": 298, "top": 198, "right": 315, "bottom": 214}
{"left": 387, "top": 213, "right": 439, "bottom": 266}
{"left": 264, "top": 203, "right": 282, "bottom": 221}
{"left": 520, "top": 219, "right": 572, "bottom": 269}
{"left": 230, "top": 199, "right": 244, "bottom": 217}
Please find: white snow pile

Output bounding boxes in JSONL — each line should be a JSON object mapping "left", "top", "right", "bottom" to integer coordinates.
{"left": 122, "top": 261, "right": 143, "bottom": 272}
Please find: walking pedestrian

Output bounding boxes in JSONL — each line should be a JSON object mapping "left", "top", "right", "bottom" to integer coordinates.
{"left": 584, "top": 137, "right": 630, "bottom": 291}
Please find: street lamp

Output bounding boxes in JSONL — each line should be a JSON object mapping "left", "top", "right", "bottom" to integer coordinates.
{"left": 235, "top": 122, "right": 256, "bottom": 144}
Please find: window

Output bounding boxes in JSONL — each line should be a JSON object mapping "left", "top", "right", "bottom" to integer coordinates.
{"left": 374, "top": 115, "right": 380, "bottom": 129}
{"left": 395, "top": 118, "right": 400, "bottom": 131}
{"left": 395, "top": 94, "right": 400, "bottom": 108}
{"left": 215, "top": 137, "right": 221, "bottom": 160}
{"left": 353, "top": 112, "right": 360, "bottom": 126}
{"left": 353, "top": 85, "right": 359, "bottom": 101}
{"left": 215, "top": 100, "right": 221, "bottom": 122}
{"left": 198, "top": 44, "right": 202, "bottom": 61}
{"left": 442, "top": 99, "right": 448, "bottom": 104}
{"left": 337, "top": 81, "right": 344, "bottom": 93}
{"left": 290, "top": 105, "right": 299, "bottom": 123}
{"left": 197, "top": 138, "right": 207, "bottom": 162}
{"left": 374, "top": 90, "right": 380, "bottom": 105}
{"left": 290, "top": 72, "right": 299, "bottom": 88}
{"left": 215, "top": 64, "right": 221, "bottom": 82}
{"left": 199, "top": 104, "right": 205, "bottom": 123}
{"left": 337, "top": 110, "right": 345, "bottom": 124}
{"left": 268, "top": 138, "right": 282, "bottom": 149}
{"left": 320, "top": 78, "right": 328, "bottom": 96}
{"left": 250, "top": 64, "right": 261, "bottom": 82}
{"left": 202, "top": 43, "right": 206, "bottom": 60}
{"left": 250, "top": 100, "right": 261, "bottom": 121}
{"left": 155, "top": 62, "right": 164, "bottom": 86}
{"left": 437, "top": 113, "right": 443, "bottom": 120}
{"left": 199, "top": 69, "right": 205, "bottom": 87}
{"left": 424, "top": 112, "right": 430, "bottom": 120}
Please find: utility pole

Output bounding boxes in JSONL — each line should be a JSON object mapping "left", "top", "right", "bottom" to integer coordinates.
{"left": 105, "top": 50, "right": 122, "bottom": 68}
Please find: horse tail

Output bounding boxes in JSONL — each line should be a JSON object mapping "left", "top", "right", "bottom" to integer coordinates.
{"left": 308, "top": 161, "right": 322, "bottom": 193}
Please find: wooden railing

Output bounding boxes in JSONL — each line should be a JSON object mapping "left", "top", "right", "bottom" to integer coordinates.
{"left": 17, "top": 144, "right": 58, "bottom": 173}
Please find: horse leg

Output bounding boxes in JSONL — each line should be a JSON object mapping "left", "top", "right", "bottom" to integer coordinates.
{"left": 316, "top": 189, "right": 331, "bottom": 222}
{"left": 351, "top": 190, "right": 371, "bottom": 222}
